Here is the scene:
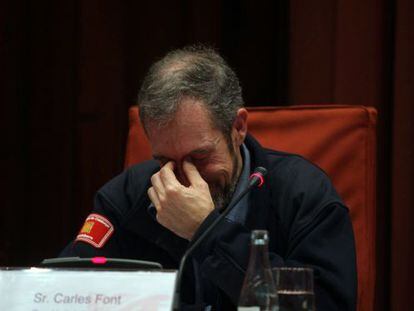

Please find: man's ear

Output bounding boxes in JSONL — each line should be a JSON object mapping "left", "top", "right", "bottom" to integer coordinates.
{"left": 232, "top": 108, "right": 248, "bottom": 146}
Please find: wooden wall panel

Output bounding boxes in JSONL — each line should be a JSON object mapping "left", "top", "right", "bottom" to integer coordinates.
{"left": 391, "top": 0, "right": 414, "bottom": 309}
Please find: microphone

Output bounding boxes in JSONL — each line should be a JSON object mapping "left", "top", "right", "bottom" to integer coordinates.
{"left": 171, "top": 166, "right": 268, "bottom": 310}
{"left": 248, "top": 166, "right": 267, "bottom": 187}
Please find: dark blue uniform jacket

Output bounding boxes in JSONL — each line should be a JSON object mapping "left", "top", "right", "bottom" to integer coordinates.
{"left": 61, "top": 134, "right": 357, "bottom": 310}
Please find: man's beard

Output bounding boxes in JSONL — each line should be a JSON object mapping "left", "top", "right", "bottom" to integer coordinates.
{"left": 209, "top": 148, "right": 241, "bottom": 211}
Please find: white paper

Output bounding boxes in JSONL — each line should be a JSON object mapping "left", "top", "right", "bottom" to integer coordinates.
{"left": 0, "top": 268, "right": 176, "bottom": 311}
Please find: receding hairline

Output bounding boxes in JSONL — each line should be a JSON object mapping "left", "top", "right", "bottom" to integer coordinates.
{"left": 143, "top": 96, "right": 221, "bottom": 133}
{"left": 137, "top": 45, "right": 243, "bottom": 146}
{"left": 156, "top": 51, "right": 223, "bottom": 79}
{"left": 159, "top": 54, "right": 200, "bottom": 74}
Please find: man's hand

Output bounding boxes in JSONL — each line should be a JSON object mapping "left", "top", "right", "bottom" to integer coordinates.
{"left": 147, "top": 160, "right": 215, "bottom": 240}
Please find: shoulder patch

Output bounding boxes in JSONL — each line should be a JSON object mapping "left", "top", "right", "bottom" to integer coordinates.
{"left": 75, "top": 213, "right": 114, "bottom": 248}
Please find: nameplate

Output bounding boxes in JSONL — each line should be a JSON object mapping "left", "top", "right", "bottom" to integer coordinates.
{"left": 0, "top": 268, "right": 176, "bottom": 310}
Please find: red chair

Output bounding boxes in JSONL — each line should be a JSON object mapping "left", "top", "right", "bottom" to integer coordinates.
{"left": 125, "top": 105, "right": 377, "bottom": 311}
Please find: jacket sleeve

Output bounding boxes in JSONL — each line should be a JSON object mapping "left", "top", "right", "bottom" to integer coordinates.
{"left": 59, "top": 188, "right": 127, "bottom": 258}
{"left": 190, "top": 156, "right": 357, "bottom": 311}
{"left": 59, "top": 161, "right": 158, "bottom": 258}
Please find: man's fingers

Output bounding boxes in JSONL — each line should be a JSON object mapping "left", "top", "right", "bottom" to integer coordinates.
{"left": 159, "top": 161, "right": 180, "bottom": 188}
{"left": 150, "top": 172, "right": 165, "bottom": 198}
{"left": 183, "top": 160, "right": 207, "bottom": 188}
{"left": 163, "top": 161, "right": 175, "bottom": 171}
{"left": 147, "top": 187, "right": 161, "bottom": 210}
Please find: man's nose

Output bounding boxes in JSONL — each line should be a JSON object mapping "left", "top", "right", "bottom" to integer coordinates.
{"left": 175, "top": 163, "right": 190, "bottom": 187}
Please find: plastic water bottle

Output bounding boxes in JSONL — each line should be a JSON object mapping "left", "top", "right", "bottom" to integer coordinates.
{"left": 238, "top": 230, "right": 279, "bottom": 311}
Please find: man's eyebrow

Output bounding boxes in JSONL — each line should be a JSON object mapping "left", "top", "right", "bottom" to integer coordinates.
{"left": 190, "top": 148, "right": 211, "bottom": 155}
{"left": 189, "top": 137, "right": 221, "bottom": 155}
{"left": 152, "top": 137, "right": 221, "bottom": 159}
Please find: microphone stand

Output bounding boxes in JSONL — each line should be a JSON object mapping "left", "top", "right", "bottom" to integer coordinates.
{"left": 171, "top": 167, "right": 267, "bottom": 310}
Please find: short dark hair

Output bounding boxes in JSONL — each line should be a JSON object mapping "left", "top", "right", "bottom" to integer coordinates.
{"left": 137, "top": 45, "right": 244, "bottom": 139}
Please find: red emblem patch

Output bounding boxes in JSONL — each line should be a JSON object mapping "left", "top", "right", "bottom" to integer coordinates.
{"left": 75, "top": 213, "right": 114, "bottom": 248}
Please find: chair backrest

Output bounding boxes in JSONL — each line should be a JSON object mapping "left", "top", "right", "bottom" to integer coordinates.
{"left": 125, "top": 105, "right": 377, "bottom": 311}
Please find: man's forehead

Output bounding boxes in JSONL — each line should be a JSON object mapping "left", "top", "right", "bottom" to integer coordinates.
{"left": 145, "top": 99, "right": 225, "bottom": 157}
{"left": 147, "top": 101, "right": 216, "bottom": 135}
{"left": 151, "top": 135, "right": 221, "bottom": 160}
{"left": 146, "top": 98, "right": 215, "bottom": 127}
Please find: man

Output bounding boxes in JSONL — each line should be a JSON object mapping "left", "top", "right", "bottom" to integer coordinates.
{"left": 61, "top": 46, "right": 357, "bottom": 310}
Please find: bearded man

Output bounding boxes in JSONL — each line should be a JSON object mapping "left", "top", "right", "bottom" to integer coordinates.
{"left": 61, "top": 46, "right": 357, "bottom": 310}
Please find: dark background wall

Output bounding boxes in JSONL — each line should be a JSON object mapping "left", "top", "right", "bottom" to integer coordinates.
{"left": 1, "top": 1, "right": 413, "bottom": 310}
